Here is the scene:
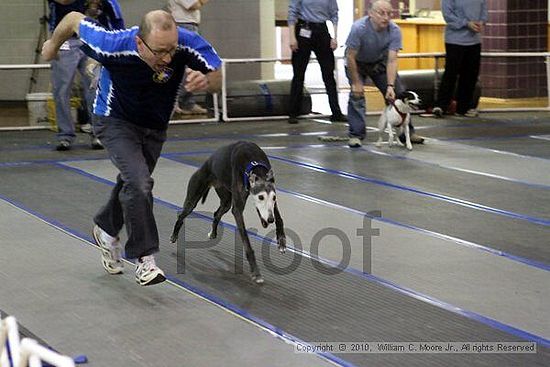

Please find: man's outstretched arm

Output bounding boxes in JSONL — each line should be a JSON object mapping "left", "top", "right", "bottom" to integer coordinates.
{"left": 42, "top": 11, "right": 86, "bottom": 61}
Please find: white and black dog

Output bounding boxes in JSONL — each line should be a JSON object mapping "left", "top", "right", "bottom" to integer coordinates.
{"left": 376, "top": 91, "right": 421, "bottom": 150}
{"left": 170, "top": 141, "right": 286, "bottom": 284}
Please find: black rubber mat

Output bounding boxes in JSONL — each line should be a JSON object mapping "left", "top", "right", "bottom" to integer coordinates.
{"left": 168, "top": 151, "right": 550, "bottom": 266}
{"left": 1, "top": 164, "right": 548, "bottom": 367}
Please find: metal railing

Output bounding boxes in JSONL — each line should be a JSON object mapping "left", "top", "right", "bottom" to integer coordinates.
{"left": 2, "top": 51, "right": 550, "bottom": 129}
{"left": 1, "top": 315, "right": 74, "bottom": 367}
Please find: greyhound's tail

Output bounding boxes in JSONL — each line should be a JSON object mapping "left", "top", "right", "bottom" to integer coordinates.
{"left": 200, "top": 187, "right": 210, "bottom": 204}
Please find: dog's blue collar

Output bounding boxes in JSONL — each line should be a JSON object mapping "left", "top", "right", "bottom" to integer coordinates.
{"left": 243, "top": 160, "right": 270, "bottom": 190}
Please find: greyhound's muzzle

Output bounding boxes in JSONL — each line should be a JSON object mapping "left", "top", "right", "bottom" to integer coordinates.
{"left": 257, "top": 209, "right": 274, "bottom": 228}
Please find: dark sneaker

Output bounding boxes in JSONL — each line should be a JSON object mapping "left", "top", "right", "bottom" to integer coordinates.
{"left": 330, "top": 114, "right": 348, "bottom": 123}
{"left": 399, "top": 133, "right": 425, "bottom": 145}
{"left": 288, "top": 116, "right": 299, "bottom": 124}
{"left": 135, "top": 255, "right": 166, "bottom": 286}
{"left": 93, "top": 225, "right": 123, "bottom": 274}
{"left": 91, "top": 136, "right": 104, "bottom": 150}
{"left": 432, "top": 107, "right": 443, "bottom": 118}
{"left": 55, "top": 140, "right": 71, "bottom": 151}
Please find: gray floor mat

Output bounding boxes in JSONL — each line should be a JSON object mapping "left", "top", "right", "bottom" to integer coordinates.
{"left": 1, "top": 164, "right": 548, "bottom": 367}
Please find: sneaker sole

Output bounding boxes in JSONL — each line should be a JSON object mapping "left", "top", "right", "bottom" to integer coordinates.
{"left": 93, "top": 226, "right": 124, "bottom": 275}
{"left": 136, "top": 273, "right": 166, "bottom": 286}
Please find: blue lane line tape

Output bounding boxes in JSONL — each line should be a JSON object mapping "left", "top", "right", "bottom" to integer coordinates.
{"left": 47, "top": 163, "right": 550, "bottom": 347}
{"left": 163, "top": 276, "right": 357, "bottom": 367}
{"left": 73, "top": 355, "right": 88, "bottom": 364}
{"left": 0, "top": 199, "right": 355, "bottom": 367}
{"left": 164, "top": 148, "right": 550, "bottom": 224}
{"left": 267, "top": 154, "right": 550, "bottom": 227}
{"left": 358, "top": 145, "right": 550, "bottom": 190}
{"left": 3, "top": 156, "right": 547, "bottom": 272}
{"left": 162, "top": 155, "right": 550, "bottom": 272}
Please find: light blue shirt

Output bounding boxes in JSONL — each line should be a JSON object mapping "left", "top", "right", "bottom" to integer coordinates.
{"left": 345, "top": 16, "right": 402, "bottom": 64}
{"left": 442, "top": 0, "right": 488, "bottom": 45}
{"left": 288, "top": 0, "right": 338, "bottom": 25}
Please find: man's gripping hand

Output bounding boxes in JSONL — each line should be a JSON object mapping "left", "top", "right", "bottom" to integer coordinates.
{"left": 41, "top": 39, "right": 59, "bottom": 61}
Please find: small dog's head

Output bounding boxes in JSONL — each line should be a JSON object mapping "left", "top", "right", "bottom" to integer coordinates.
{"left": 400, "top": 91, "right": 421, "bottom": 110}
{"left": 248, "top": 169, "right": 277, "bottom": 228}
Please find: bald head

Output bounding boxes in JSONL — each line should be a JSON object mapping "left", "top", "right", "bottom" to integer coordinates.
{"left": 370, "top": 0, "right": 392, "bottom": 11}
{"left": 138, "top": 10, "right": 176, "bottom": 39}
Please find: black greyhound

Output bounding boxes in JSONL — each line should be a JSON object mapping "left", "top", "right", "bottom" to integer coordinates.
{"left": 170, "top": 141, "right": 287, "bottom": 284}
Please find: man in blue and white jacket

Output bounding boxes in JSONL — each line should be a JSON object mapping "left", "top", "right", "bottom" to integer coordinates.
{"left": 42, "top": 10, "right": 222, "bottom": 286}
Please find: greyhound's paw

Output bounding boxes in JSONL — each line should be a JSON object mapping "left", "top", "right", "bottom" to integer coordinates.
{"left": 169, "top": 234, "right": 178, "bottom": 244}
{"left": 406, "top": 144, "right": 413, "bottom": 151}
{"left": 375, "top": 140, "right": 383, "bottom": 147}
{"left": 252, "top": 274, "right": 264, "bottom": 285}
{"left": 277, "top": 237, "right": 287, "bottom": 253}
{"left": 208, "top": 230, "right": 217, "bottom": 239}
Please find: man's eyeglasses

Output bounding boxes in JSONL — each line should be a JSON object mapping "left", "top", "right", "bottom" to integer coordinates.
{"left": 139, "top": 36, "right": 177, "bottom": 59}
{"left": 373, "top": 9, "right": 392, "bottom": 18}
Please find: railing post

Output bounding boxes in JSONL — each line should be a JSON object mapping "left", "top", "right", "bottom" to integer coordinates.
{"left": 221, "top": 60, "right": 228, "bottom": 122}
{"left": 546, "top": 55, "right": 550, "bottom": 110}
{"left": 433, "top": 55, "right": 441, "bottom": 103}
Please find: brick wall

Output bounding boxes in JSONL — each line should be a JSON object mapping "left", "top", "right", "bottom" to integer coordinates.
{"left": 481, "top": 0, "right": 548, "bottom": 98}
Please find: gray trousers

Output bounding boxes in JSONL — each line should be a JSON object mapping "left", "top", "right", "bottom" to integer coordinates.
{"left": 51, "top": 38, "right": 93, "bottom": 142}
{"left": 177, "top": 22, "right": 200, "bottom": 109}
{"left": 346, "top": 62, "right": 415, "bottom": 140}
{"left": 92, "top": 116, "right": 167, "bottom": 259}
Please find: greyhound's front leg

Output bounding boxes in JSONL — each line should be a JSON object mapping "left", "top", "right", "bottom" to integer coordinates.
{"left": 274, "top": 203, "right": 286, "bottom": 253}
{"left": 232, "top": 200, "right": 263, "bottom": 284}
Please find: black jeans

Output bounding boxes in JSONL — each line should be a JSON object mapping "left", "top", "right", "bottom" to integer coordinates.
{"left": 436, "top": 43, "right": 481, "bottom": 114}
{"left": 289, "top": 20, "right": 342, "bottom": 117}
{"left": 93, "top": 116, "right": 167, "bottom": 259}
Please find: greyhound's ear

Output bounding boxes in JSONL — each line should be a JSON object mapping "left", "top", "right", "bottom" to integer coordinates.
{"left": 248, "top": 173, "right": 258, "bottom": 188}
{"left": 266, "top": 169, "right": 275, "bottom": 183}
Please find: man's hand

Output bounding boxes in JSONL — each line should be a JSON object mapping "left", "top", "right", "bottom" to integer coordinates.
{"left": 351, "top": 82, "right": 363, "bottom": 97}
{"left": 385, "top": 85, "right": 395, "bottom": 102}
{"left": 330, "top": 38, "right": 337, "bottom": 50}
{"left": 468, "top": 21, "right": 482, "bottom": 33}
{"left": 185, "top": 69, "right": 209, "bottom": 92}
{"left": 290, "top": 35, "right": 298, "bottom": 52}
{"left": 41, "top": 39, "right": 59, "bottom": 61}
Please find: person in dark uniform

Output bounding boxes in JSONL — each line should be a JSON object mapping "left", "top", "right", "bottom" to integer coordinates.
{"left": 42, "top": 10, "right": 222, "bottom": 285}
{"left": 287, "top": 0, "right": 346, "bottom": 124}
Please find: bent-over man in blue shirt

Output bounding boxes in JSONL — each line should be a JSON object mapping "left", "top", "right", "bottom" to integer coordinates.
{"left": 345, "top": 0, "right": 423, "bottom": 148}
{"left": 42, "top": 10, "right": 222, "bottom": 286}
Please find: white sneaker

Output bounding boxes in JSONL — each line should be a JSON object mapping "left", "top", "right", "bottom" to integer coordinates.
{"left": 93, "top": 225, "right": 123, "bottom": 274}
{"left": 135, "top": 255, "right": 166, "bottom": 286}
{"left": 464, "top": 109, "right": 479, "bottom": 117}
{"left": 348, "top": 137, "right": 362, "bottom": 148}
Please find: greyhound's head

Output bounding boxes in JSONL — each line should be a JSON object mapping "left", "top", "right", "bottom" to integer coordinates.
{"left": 248, "top": 170, "right": 277, "bottom": 228}
{"left": 400, "top": 91, "right": 421, "bottom": 111}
